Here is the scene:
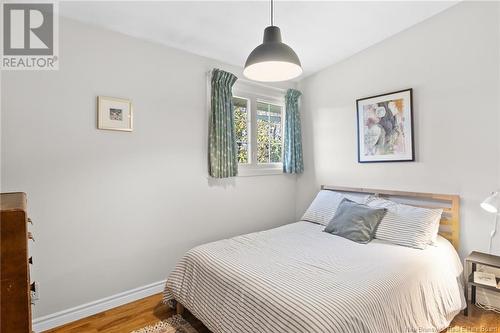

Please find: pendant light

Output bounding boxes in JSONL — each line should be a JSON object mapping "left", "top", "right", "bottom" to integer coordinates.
{"left": 244, "top": 0, "right": 302, "bottom": 82}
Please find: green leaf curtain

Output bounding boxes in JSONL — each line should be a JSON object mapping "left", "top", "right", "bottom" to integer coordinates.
{"left": 208, "top": 69, "right": 238, "bottom": 178}
{"left": 283, "top": 89, "right": 304, "bottom": 174}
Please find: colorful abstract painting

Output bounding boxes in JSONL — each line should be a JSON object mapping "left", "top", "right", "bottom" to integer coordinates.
{"left": 356, "top": 89, "right": 414, "bottom": 162}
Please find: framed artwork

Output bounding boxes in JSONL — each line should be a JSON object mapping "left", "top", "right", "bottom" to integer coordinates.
{"left": 97, "top": 96, "right": 133, "bottom": 131}
{"left": 356, "top": 88, "right": 414, "bottom": 163}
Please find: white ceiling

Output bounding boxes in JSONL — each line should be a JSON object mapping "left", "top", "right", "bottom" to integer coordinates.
{"left": 60, "top": 1, "right": 457, "bottom": 78}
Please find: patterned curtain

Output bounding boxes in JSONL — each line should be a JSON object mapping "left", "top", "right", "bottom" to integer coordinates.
{"left": 283, "top": 89, "right": 304, "bottom": 174}
{"left": 208, "top": 69, "right": 238, "bottom": 178}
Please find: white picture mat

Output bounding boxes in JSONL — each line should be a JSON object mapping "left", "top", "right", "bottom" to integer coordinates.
{"left": 97, "top": 96, "right": 133, "bottom": 131}
{"left": 357, "top": 90, "right": 413, "bottom": 162}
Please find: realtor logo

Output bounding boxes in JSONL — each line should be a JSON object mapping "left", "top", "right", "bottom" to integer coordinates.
{"left": 1, "top": 2, "right": 58, "bottom": 70}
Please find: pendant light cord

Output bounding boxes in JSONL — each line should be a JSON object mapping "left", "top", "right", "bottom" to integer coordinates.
{"left": 270, "top": 0, "right": 274, "bottom": 26}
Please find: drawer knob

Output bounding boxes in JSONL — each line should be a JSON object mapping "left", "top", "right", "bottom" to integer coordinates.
{"left": 29, "top": 257, "right": 33, "bottom": 265}
{"left": 28, "top": 218, "right": 33, "bottom": 225}
{"left": 28, "top": 232, "right": 35, "bottom": 242}
{"left": 30, "top": 282, "right": 36, "bottom": 292}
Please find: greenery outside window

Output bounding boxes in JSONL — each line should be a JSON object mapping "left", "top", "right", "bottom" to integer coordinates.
{"left": 232, "top": 83, "right": 285, "bottom": 176}
{"left": 256, "top": 101, "right": 283, "bottom": 164}
{"left": 233, "top": 97, "right": 250, "bottom": 164}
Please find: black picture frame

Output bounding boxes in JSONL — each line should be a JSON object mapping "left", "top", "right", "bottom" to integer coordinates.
{"left": 356, "top": 88, "right": 414, "bottom": 163}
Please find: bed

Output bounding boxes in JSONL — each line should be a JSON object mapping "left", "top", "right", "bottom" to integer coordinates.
{"left": 164, "top": 186, "right": 466, "bottom": 333}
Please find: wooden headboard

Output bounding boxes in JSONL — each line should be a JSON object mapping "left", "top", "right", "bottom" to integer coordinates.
{"left": 321, "top": 185, "right": 461, "bottom": 250}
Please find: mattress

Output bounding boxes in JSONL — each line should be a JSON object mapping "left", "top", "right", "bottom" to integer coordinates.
{"left": 164, "top": 221, "right": 466, "bottom": 333}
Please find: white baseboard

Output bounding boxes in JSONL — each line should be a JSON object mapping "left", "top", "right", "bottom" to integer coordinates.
{"left": 33, "top": 280, "right": 166, "bottom": 333}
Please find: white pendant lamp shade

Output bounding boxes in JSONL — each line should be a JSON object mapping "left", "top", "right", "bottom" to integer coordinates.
{"left": 244, "top": 2, "right": 302, "bottom": 82}
{"left": 244, "top": 60, "right": 302, "bottom": 82}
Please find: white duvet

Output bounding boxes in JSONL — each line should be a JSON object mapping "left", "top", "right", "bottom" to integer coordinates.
{"left": 164, "top": 221, "right": 466, "bottom": 333}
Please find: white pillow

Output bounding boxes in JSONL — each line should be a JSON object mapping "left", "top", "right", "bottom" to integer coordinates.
{"left": 366, "top": 196, "right": 443, "bottom": 249}
{"left": 301, "top": 190, "right": 369, "bottom": 225}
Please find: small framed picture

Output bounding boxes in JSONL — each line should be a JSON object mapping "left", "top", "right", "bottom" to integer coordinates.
{"left": 97, "top": 96, "right": 133, "bottom": 132}
{"left": 356, "top": 89, "right": 414, "bottom": 163}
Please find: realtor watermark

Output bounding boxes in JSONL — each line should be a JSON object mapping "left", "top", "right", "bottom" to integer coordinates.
{"left": 407, "top": 327, "right": 498, "bottom": 333}
{"left": 1, "top": 1, "right": 58, "bottom": 70}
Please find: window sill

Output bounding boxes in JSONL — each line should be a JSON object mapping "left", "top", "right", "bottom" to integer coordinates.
{"left": 237, "top": 165, "right": 284, "bottom": 177}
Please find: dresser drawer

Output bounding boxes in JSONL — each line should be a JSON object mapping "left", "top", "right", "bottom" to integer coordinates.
{"left": 1, "top": 192, "right": 32, "bottom": 333}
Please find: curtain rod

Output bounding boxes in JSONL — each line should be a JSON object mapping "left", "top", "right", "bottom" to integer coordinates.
{"left": 206, "top": 70, "right": 288, "bottom": 94}
{"left": 236, "top": 77, "right": 287, "bottom": 93}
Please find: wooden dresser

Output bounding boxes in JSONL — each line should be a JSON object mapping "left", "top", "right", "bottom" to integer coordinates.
{"left": 1, "top": 192, "right": 33, "bottom": 333}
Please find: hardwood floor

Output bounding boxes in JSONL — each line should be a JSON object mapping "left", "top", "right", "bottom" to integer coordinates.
{"left": 43, "top": 294, "right": 209, "bottom": 333}
{"left": 442, "top": 305, "right": 500, "bottom": 333}
{"left": 45, "top": 294, "right": 499, "bottom": 333}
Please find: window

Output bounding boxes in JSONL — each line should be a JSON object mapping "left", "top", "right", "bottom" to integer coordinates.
{"left": 232, "top": 82, "right": 285, "bottom": 176}
{"left": 257, "top": 101, "right": 283, "bottom": 164}
{"left": 233, "top": 97, "right": 250, "bottom": 164}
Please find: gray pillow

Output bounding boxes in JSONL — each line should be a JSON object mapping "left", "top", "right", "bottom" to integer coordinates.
{"left": 324, "top": 199, "right": 387, "bottom": 244}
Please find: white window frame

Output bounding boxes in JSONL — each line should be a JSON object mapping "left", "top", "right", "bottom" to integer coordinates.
{"left": 232, "top": 81, "right": 286, "bottom": 176}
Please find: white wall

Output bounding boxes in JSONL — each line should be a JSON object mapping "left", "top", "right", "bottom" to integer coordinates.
{"left": 296, "top": 1, "right": 500, "bottom": 259}
{"left": 1, "top": 18, "right": 297, "bottom": 318}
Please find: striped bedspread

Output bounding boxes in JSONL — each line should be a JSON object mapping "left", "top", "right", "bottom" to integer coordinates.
{"left": 164, "top": 221, "right": 465, "bottom": 333}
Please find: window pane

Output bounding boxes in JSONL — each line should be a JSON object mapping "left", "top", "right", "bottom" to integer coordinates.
{"left": 257, "top": 101, "right": 283, "bottom": 164}
{"left": 257, "top": 106, "right": 270, "bottom": 163}
{"left": 233, "top": 97, "right": 249, "bottom": 163}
